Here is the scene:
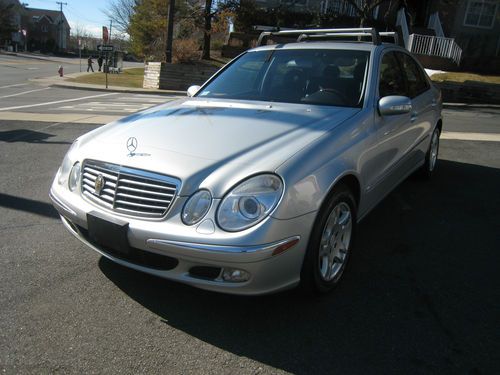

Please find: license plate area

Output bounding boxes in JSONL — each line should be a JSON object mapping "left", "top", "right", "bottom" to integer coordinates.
{"left": 87, "top": 211, "right": 130, "bottom": 255}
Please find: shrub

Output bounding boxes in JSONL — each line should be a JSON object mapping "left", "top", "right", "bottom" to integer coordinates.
{"left": 173, "top": 38, "right": 200, "bottom": 63}
{"left": 211, "top": 39, "right": 225, "bottom": 51}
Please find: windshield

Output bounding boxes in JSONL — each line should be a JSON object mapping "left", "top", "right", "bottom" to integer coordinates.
{"left": 197, "top": 49, "right": 370, "bottom": 107}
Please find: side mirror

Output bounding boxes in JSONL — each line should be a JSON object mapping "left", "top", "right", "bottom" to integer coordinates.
{"left": 187, "top": 85, "right": 201, "bottom": 97}
{"left": 378, "top": 96, "right": 412, "bottom": 116}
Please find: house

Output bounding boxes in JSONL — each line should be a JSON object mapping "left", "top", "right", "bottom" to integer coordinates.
{"left": 241, "top": 0, "right": 499, "bottom": 73}
{"left": 0, "top": 0, "right": 25, "bottom": 52}
{"left": 22, "top": 7, "right": 71, "bottom": 52}
{"left": 422, "top": 0, "right": 500, "bottom": 72}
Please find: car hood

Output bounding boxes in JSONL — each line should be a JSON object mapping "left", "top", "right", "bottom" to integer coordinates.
{"left": 77, "top": 98, "right": 359, "bottom": 196}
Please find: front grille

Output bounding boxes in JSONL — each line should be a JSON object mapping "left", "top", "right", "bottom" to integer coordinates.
{"left": 81, "top": 160, "right": 180, "bottom": 219}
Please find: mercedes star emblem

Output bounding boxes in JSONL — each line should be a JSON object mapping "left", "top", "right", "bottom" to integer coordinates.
{"left": 94, "top": 174, "right": 105, "bottom": 195}
{"left": 127, "top": 137, "right": 138, "bottom": 154}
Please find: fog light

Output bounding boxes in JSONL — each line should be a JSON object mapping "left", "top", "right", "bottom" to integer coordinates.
{"left": 221, "top": 268, "right": 250, "bottom": 283}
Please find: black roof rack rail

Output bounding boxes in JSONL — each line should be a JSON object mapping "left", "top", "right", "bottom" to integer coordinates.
{"left": 257, "top": 28, "right": 388, "bottom": 46}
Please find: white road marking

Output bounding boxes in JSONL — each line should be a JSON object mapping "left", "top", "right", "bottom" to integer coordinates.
{"left": 120, "top": 97, "right": 167, "bottom": 103}
{"left": 0, "top": 92, "right": 118, "bottom": 111}
{"left": 132, "top": 94, "right": 170, "bottom": 98}
{"left": 441, "top": 131, "right": 500, "bottom": 142}
{"left": 85, "top": 102, "right": 151, "bottom": 107}
{"left": 0, "top": 111, "right": 121, "bottom": 124}
{"left": 0, "top": 83, "right": 29, "bottom": 89}
{"left": 53, "top": 100, "right": 153, "bottom": 114}
{"left": 0, "top": 87, "right": 51, "bottom": 99}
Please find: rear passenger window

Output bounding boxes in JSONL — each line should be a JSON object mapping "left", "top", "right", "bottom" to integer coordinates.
{"left": 397, "top": 53, "right": 429, "bottom": 98}
{"left": 379, "top": 52, "right": 406, "bottom": 97}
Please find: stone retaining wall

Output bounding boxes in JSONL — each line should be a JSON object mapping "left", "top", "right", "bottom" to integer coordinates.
{"left": 435, "top": 81, "right": 500, "bottom": 105}
{"left": 143, "top": 62, "right": 220, "bottom": 90}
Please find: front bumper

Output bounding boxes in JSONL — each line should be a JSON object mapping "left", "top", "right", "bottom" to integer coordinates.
{"left": 50, "top": 181, "right": 316, "bottom": 295}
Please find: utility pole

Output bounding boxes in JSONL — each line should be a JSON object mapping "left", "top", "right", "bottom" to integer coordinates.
{"left": 56, "top": 2, "right": 67, "bottom": 52}
{"left": 165, "top": 0, "right": 175, "bottom": 63}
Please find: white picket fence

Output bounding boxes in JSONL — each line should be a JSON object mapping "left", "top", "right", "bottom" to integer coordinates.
{"left": 408, "top": 33, "right": 462, "bottom": 65}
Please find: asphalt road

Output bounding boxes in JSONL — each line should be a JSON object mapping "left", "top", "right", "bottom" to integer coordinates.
{"left": 0, "top": 53, "right": 499, "bottom": 374}
{"left": 0, "top": 52, "right": 142, "bottom": 86}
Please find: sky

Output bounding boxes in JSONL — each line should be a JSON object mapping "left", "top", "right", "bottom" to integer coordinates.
{"left": 25, "top": 0, "right": 112, "bottom": 37}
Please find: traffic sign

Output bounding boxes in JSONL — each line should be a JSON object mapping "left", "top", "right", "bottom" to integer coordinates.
{"left": 97, "top": 45, "right": 114, "bottom": 52}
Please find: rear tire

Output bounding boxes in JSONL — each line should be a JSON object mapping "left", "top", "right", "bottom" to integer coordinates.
{"left": 300, "top": 184, "right": 357, "bottom": 294}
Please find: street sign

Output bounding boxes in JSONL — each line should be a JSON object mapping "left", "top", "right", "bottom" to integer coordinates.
{"left": 97, "top": 45, "right": 114, "bottom": 52}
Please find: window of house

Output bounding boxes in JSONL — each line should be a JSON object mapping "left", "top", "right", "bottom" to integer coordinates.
{"left": 464, "top": 0, "right": 498, "bottom": 28}
{"left": 42, "top": 25, "right": 48, "bottom": 32}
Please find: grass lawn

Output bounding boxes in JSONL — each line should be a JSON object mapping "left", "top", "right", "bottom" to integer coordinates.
{"left": 430, "top": 72, "right": 500, "bottom": 85}
{"left": 68, "top": 68, "right": 145, "bottom": 88}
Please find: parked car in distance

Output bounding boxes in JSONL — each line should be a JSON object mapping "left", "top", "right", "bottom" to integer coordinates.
{"left": 50, "top": 28, "right": 442, "bottom": 295}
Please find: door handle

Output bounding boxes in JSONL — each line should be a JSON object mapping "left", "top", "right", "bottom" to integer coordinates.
{"left": 431, "top": 99, "right": 437, "bottom": 107}
{"left": 410, "top": 111, "right": 418, "bottom": 122}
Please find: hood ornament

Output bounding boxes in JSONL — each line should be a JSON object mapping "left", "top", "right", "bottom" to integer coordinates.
{"left": 126, "top": 136, "right": 151, "bottom": 157}
{"left": 94, "top": 174, "right": 105, "bottom": 195}
{"left": 127, "top": 137, "right": 138, "bottom": 155}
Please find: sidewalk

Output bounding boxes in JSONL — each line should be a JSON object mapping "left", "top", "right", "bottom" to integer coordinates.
{"left": 30, "top": 72, "right": 186, "bottom": 96}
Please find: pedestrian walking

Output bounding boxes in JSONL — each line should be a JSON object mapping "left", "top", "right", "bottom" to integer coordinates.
{"left": 97, "top": 56, "right": 103, "bottom": 72}
{"left": 87, "top": 56, "right": 94, "bottom": 72}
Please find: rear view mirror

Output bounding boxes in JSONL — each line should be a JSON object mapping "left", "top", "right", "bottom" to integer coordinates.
{"left": 187, "top": 85, "right": 201, "bottom": 97}
{"left": 378, "top": 96, "right": 412, "bottom": 116}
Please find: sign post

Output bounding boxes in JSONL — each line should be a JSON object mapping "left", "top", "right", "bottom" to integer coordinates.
{"left": 97, "top": 44, "right": 114, "bottom": 89}
{"left": 101, "top": 26, "right": 110, "bottom": 89}
{"left": 78, "top": 38, "right": 81, "bottom": 72}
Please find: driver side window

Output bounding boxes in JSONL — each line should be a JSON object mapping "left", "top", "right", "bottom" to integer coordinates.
{"left": 379, "top": 52, "right": 406, "bottom": 98}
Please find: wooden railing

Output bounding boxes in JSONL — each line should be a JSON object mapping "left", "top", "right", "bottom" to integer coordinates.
{"left": 408, "top": 34, "right": 462, "bottom": 65}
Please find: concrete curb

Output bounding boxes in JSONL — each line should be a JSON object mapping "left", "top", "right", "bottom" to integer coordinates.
{"left": 442, "top": 103, "right": 500, "bottom": 110}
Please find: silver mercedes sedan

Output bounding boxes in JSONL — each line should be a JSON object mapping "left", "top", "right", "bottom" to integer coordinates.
{"left": 50, "top": 29, "right": 442, "bottom": 295}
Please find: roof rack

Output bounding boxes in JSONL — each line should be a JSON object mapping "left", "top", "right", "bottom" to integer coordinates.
{"left": 257, "top": 28, "right": 398, "bottom": 47}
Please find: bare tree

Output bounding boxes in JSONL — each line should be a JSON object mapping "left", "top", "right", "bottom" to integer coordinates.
{"left": 69, "top": 23, "right": 95, "bottom": 50}
{"left": 344, "top": 0, "right": 389, "bottom": 27}
{"left": 103, "top": 0, "right": 136, "bottom": 34}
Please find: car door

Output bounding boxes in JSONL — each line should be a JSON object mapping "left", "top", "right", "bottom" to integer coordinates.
{"left": 365, "top": 50, "right": 411, "bottom": 206}
{"left": 395, "top": 52, "right": 435, "bottom": 165}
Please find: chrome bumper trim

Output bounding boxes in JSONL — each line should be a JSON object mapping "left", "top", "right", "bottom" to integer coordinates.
{"left": 146, "top": 236, "right": 300, "bottom": 255}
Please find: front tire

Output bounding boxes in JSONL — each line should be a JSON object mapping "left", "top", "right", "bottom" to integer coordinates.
{"left": 300, "top": 184, "right": 357, "bottom": 294}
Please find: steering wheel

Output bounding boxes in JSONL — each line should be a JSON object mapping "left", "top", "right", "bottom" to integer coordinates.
{"left": 317, "top": 88, "right": 350, "bottom": 104}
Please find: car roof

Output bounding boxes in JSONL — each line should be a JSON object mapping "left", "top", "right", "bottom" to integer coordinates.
{"left": 249, "top": 42, "right": 391, "bottom": 53}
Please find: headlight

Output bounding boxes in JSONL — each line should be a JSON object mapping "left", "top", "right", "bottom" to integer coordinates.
{"left": 68, "top": 162, "right": 81, "bottom": 191}
{"left": 182, "top": 190, "right": 212, "bottom": 225}
{"left": 217, "top": 174, "right": 283, "bottom": 232}
{"left": 57, "top": 140, "right": 79, "bottom": 186}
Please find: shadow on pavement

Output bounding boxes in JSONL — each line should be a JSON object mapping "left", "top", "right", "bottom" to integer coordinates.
{"left": 0, "top": 193, "right": 59, "bottom": 219}
{"left": 99, "top": 159, "right": 500, "bottom": 374}
{"left": 0, "top": 129, "right": 71, "bottom": 144}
